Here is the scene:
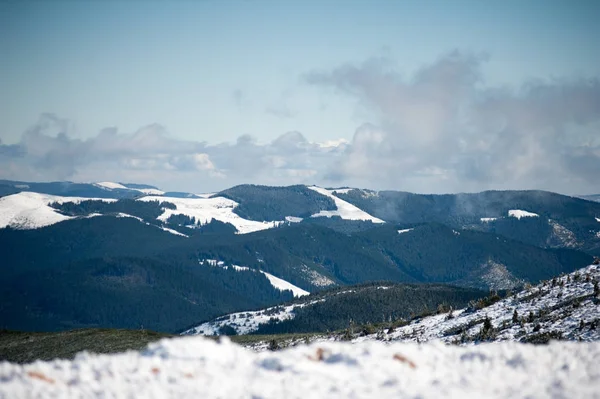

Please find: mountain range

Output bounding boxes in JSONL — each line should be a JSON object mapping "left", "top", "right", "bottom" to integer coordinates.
{"left": 1, "top": 179, "right": 599, "bottom": 333}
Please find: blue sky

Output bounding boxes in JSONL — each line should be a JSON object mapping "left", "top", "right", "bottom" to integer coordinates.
{"left": 1, "top": 0, "right": 599, "bottom": 193}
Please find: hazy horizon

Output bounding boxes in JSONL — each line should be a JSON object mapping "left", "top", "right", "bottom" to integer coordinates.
{"left": 2, "top": 0, "right": 599, "bottom": 194}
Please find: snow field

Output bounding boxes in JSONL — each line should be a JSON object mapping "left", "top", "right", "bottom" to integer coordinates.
{"left": 0, "top": 192, "right": 116, "bottom": 229}
{"left": 138, "top": 195, "right": 285, "bottom": 234}
{"left": 508, "top": 209, "right": 539, "bottom": 219}
{"left": 1, "top": 338, "right": 598, "bottom": 398}
{"left": 307, "top": 186, "right": 384, "bottom": 223}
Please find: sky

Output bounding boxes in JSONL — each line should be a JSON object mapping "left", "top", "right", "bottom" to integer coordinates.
{"left": 1, "top": 0, "right": 599, "bottom": 194}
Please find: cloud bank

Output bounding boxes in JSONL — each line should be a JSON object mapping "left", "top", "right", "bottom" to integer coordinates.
{"left": 306, "top": 51, "right": 600, "bottom": 194}
{"left": 0, "top": 113, "right": 345, "bottom": 193}
{"left": 1, "top": 51, "right": 599, "bottom": 194}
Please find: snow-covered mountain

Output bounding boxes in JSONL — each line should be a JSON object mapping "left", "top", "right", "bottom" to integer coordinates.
{"left": 0, "top": 182, "right": 384, "bottom": 234}
{"left": 237, "top": 264, "right": 599, "bottom": 351}
{"left": 0, "top": 192, "right": 116, "bottom": 229}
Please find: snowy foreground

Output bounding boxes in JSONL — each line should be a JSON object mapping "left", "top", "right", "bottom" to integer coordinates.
{"left": 1, "top": 337, "right": 599, "bottom": 399}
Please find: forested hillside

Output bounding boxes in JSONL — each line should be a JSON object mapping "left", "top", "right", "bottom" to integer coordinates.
{"left": 337, "top": 189, "right": 600, "bottom": 254}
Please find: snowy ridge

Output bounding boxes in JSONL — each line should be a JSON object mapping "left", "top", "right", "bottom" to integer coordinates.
{"left": 307, "top": 186, "right": 384, "bottom": 223}
{"left": 94, "top": 181, "right": 165, "bottom": 196}
{"left": 0, "top": 192, "right": 116, "bottom": 229}
{"left": 137, "top": 188, "right": 166, "bottom": 195}
{"left": 138, "top": 196, "right": 286, "bottom": 234}
{"left": 363, "top": 264, "right": 600, "bottom": 344}
{"left": 239, "top": 265, "right": 599, "bottom": 352}
{"left": 95, "top": 181, "right": 129, "bottom": 190}
{"left": 1, "top": 338, "right": 598, "bottom": 398}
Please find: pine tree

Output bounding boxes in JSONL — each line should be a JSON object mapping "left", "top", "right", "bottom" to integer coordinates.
{"left": 512, "top": 309, "right": 519, "bottom": 323}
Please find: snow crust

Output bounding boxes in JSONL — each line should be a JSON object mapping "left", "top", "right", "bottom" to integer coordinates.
{"left": 138, "top": 196, "right": 285, "bottom": 234}
{"left": 0, "top": 192, "right": 116, "bottom": 229}
{"left": 596, "top": 217, "right": 600, "bottom": 223}
{"left": 285, "top": 216, "right": 303, "bottom": 223}
{"left": 307, "top": 186, "right": 384, "bottom": 223}
{"left": 397, "top": 228, "right": 413, "bottom": 234}
{"left": 508, "top": 209, "right": 539, "bottom": 219}
{"left": 1, "top": 338, "right": 598, "bottom": 399}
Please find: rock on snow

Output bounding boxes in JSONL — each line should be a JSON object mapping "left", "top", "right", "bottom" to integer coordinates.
{"left": 1, "top": 338, "right": 598, "bottom": 398}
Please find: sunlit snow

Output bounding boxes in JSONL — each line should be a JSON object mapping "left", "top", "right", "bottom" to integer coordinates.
{"left": 1, "top": 338, "right": 598, "bottom": 399}
{"left": 0, "top": 192, "right": 116, "bottom": 229}
{"left": 95, "top": 181, "right": 129, "bottom": 190}
{"left": 307, "top": 186, "right": 384, "bottom": 223}
{"left": 138, "top": 196, "right": 285, "bottom": 234}
{"left": 199, "top": 259, "right": 308, "bottom": 297}
{"left": 508, "top": 209, "right": 539, "bottom": 219}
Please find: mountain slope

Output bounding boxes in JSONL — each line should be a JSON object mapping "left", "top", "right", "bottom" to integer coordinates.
{"left": 182, "top": 283, "right": 486, "bottom": 336}
{"left": 376, "top": 264, "right": 600, "bottom": 344}
{"left": 337, "top": 189, "right": 600, "bottom": 255}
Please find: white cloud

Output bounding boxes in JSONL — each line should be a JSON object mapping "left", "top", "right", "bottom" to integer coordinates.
{"left": 307, "top": 51, "right": 600, "bottom": 194}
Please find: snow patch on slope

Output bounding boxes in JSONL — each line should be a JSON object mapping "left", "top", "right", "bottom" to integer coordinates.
{"left": 138, "top": 196, "right": 284, "bottom": 234}
{"left": 508, "top": 209, "right": 539, "bottom": 219}
{"left": 199, "top": 260, "right": 308, "bottom": 297}
{"left": 307, "top": 186, "right": 384, "bottom": 223}
{"left": 548, "top": 220, "right": 579, "bottom": 248}
{"left": 397, "top": 228, "right": 413, "bottom": 234}
{"left": 480, "top": 217, "right": 497, "bottom": 222}
{"left": 330, "top": 188, "right": 354, "bottom": 194}
{"left": 300, "top": 265, "right": 336, "bottom": 287}
{"left": 95, "top": 181, "right": 128, "bottom": 190}
{"left": 261, "top": 272, "right": 309, "bottom": 297}
{"left": 1, "top": 338, "right": 598, "bottom": 399}
{"left": 0, "top": 192, "right": 116, "bottom": 229}
{"left": 114, "top": 213, "right": 187, "bottom": 237}
{"left": 183, "top": 304, "right": 299, "bottom": 335}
